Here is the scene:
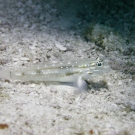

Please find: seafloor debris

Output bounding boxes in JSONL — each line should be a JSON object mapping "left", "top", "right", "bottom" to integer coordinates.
{"left": 0, "top": 123, "right": 9, "bottom": 129}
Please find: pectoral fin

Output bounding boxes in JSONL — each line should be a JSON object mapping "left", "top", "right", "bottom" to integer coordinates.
{"left": 73, "top": 76, "right": 88, "bottom": 94}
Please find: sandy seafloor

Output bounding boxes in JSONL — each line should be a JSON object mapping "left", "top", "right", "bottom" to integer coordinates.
{"left": 0, "top": 0, "right": 135, "bottom": 135}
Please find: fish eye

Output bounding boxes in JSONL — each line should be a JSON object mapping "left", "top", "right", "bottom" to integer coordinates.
{"left": 98, "top": 63, "right": 102, "bottom": 66}
{"left": 97, "top": 62, "right": 102, "bottom": 66}
{"left": 96, "top": 58, "right": 103, "bottom": 66}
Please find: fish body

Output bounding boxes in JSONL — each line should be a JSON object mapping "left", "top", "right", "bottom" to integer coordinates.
{"left": 0, "top": 58, "right": 110, "bottom": 91}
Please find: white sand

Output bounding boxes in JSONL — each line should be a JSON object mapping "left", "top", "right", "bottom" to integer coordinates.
{"left": 0, "top": 0, "right": 135, "bottom": 135}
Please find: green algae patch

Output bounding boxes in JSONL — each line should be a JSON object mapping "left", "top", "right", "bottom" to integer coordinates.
{"left": 0, "top": 91, "right": 9, "bottom": 102}
{"left": 84, "top": 24, "right": 126, "bottom": 52}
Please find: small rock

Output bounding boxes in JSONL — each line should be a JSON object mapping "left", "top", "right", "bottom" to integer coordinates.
{"left": 63, "top": 115, "right": 71, "bottom": 120}
{"left": 29, "top": 46, "right": 37, "bottom": 50}
{"left": 20, "top": 16, "right": 25, "bottom": 23}
{"left": 50, "top": 87, "right": 57, "bottom": 93}
{"left": 118, "top": 80, "right": 123, "bottom": 85}
{"left": 0, "top": 45, "right": 6, "bottom": 51}
{"left": 0, "top": 59, "right": 8, "bottom": 65}
{"left": 55, "top": 42, "right": 67, "bottom": 51}
{"left": 80, "top": 93, "right": 87, "bottom": 100}
{"left": 30, "top": 84, "right": 36, "bottom": 88}
{"left": 13, "top": 58, "right": 19, "bottom": 62}
{"left": 21, "top": 57, "right": 30, "bottom": 61}
{"left": 50, "top": 103, "right": 61, "bottom": 109}
{"left": 19, "top": 8, "right": 24, "bottom": 14}
{"left": 129, "top": 102, "right": 135, "bottom": 111}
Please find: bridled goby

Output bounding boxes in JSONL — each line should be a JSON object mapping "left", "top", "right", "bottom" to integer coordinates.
{"left": 0, "top": 58, "right": 111, "bottom": 91}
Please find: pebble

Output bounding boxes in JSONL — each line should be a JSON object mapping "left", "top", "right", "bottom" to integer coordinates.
{"left": 0, "top": 45, "right": 6, "bottom": 51}
{"left": 129, "top": 101, "right": 135, "bottom": 111}
{"left": 30, "top": 84, "right": 36, "bottom": 88}
{"left": 0, "top": 59, "right": 7, "bottom": 65}
{"left": 20, "top": 16, "right": 25, "bottom": 23}
{"left": 29, "top": 46, "right": 37, "bottom": 50}
{"left": 20, "top": 57, "right": 30, "bottom": 61}
{"left": 55, "top": 42, "right": 67, "bottom": 51}
{"left": 13, "top": 58, "right": 19, "bottom": 62}
{"left": 118, "top": 80, "right": 123, "bottom": 85}
{"left": 80, "top": 93, "right": 87, "bottom": 100}
{"left": 19, "top": 8, "right": 25, "bottom": 14}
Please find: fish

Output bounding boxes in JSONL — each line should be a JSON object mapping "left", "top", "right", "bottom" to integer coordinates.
{"left": 0, "top": 57, "right": 111, "bottom": 92}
